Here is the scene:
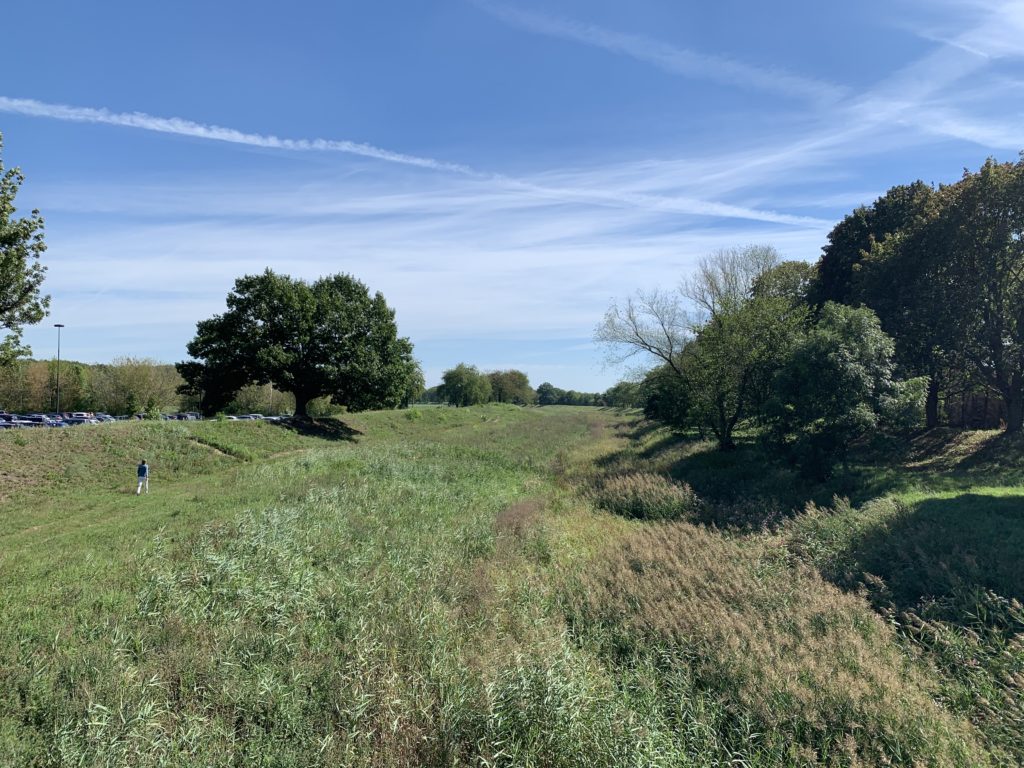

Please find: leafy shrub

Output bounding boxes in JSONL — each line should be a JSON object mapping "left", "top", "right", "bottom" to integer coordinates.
{"left": 595, "top": 473, "right": 700, "bottom": 520}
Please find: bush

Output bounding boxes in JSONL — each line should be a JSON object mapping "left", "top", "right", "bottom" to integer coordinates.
{"left": 595, "top": 473, "right": 701, "bottom": 520}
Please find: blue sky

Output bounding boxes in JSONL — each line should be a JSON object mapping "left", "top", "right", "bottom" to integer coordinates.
{"left": 3, "top": 0, "right": 1022, "bottom": 391}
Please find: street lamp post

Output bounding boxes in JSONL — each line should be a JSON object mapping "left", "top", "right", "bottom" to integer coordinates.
{"left": 54, "top": 323, "right": 64, "bottom": 414}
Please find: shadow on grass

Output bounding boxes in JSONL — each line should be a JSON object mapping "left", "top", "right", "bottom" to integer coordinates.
{"left": 271, "top": 417, "right": 362, "bottom": 442}
{"left": 948, "top": 431, "right": 1024, "bottom": 478}
{"left": 598, "top": 420, "right": 1024, "bottom": 529}
{"left": 840, "top": 493, "right": 1024, "bottom": 615}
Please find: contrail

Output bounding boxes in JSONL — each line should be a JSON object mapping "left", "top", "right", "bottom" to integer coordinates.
{"left": 0, "top": 95, "right": 827, "bottom": 228}
{"left": 470, "top": 0, "right": 847, "bottom": 104}
{"left": 0, "top": 95, "right": 477, "bottom": 175}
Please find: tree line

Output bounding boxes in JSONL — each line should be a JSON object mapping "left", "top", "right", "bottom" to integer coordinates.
{"left": 599, "top": 156, "right": 1024, "bottom": 477}
{"left": 420, "top": 363, "right": 628, "bottom": 408}
{"left": 0, "top": 357, "right": 304, "bottom": 417}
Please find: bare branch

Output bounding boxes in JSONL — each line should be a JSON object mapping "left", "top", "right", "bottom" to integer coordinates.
{"left": 595, "top": 288, "right": 691, "bottom": 377}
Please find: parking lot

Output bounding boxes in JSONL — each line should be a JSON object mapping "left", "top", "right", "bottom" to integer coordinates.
{"left": 0, "top": 412, "right": 285, "bottom": 428}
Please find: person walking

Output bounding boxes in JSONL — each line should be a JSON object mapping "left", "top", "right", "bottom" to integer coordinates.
{"left": 136, "top": 459, "right": 150, "bottom": 495}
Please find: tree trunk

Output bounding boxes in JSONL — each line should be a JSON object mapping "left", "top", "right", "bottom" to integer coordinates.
{"left": 714, "top": 398, "right": 736, "bottom": 451}
{"left": 294, "top": 393, "right": 310, "bottom": 419}
{"left": 1007, "top": 391, "right": 1024, "bottom": 432}
{"left": 925, "top": 377, "right": 940, "bottom": 429}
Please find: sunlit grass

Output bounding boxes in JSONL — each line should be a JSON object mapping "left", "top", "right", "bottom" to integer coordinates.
{"left": 1, "top": 408, "right": 1019, "bottom": 765}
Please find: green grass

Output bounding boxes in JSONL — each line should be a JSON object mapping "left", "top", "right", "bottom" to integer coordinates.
{"left": 3, "top": 407, "right": 669, "bottom": 766}
{"left": 1, "top": 408, "right": 1020, "bottom": 766}
{"left": 786, "top": 487, "right": 1024, "bottom": 764}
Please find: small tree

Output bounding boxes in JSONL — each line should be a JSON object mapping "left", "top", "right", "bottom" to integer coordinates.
{"left": 639, "top": 365, "right": 691, "bottom": 429}
{"left": 92, "top": 357, "right": 182, "bottom": 415}
{"left": 682, "top": 246, "right": 803, "bottom": 449}
{"left": 439, "top": 363, "right": 491, "bottom": 406}
{"left": 536, "top": 382, "right": 561, "bottom": 406}
{"left": 681, "top": 295, "right": 803, "bottom": 449}
{"left": 763, "top": 303, "right": 925, "bottom": 478}
{"left": 602, "top": 380, "right": 641, "bottom": 409}
{"left": 0, "top": 134, "right": 49, "bottom": 366}
{"left": 488, "top": 369, "right": 535, "bottom": 405}
{"left": 598, "top": 245, "right": 801, "bottom": 450}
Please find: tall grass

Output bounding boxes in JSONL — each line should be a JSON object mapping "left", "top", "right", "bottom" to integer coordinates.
{"left": 787, "top": 491, "right": 1024, "bottom": 763}
{"left": 563, "top": 521, "right": 986, "bottom": 766}
{"left": 4, "top": 407, "right": 718, "bottom": 766}
{"left": 1, "top": 407, "right": 1016, "bottom": 765}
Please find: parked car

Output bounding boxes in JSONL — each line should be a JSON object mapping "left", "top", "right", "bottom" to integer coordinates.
{"left": 0, "top": 414, "right": 34, "bottom": 427}
{"left": 23, "top": 414, "right": 61, "bottom": 427}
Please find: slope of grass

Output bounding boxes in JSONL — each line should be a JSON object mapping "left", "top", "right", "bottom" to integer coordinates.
{"left": 610, "top": 420, "right": 1024, "bottom": 763}
{"left": 0, "top": 420, "right": 330, "bottom": 540}
{"left": 3, "top": 407, "right": 665, "bottom": 766}
{"left": 1, "top": 407, "right": 1014, "bottom": 766}
{"left": 787, "top": 489, "right": 1024, "bottom": 764}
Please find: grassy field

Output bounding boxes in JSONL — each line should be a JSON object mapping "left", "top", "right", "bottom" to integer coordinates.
{"left": 1, "top": 409, "right": 1021, "bottom": 766}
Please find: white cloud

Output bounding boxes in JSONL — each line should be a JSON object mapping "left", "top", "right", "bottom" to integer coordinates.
{"left": 25, "top": 172, "right": 828, "bottom": 371}
{"left": 0, "top": 95, "right": 829, "bottom": 228}
{"left": 12, "top": 0, "right": 1023, "bottom": 388}
{"left": 471, "top": 0, "right": 848, "bottom": 103}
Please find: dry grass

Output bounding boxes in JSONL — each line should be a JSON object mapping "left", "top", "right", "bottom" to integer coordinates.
{"left": 568, "top": 521, "right": 988, "bottom": 766}
{"left": 593, "top": 472, "right": 701, "bottom": 521}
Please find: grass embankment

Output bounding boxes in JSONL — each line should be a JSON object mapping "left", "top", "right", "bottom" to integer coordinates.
{"left": 3, "top": 408, "right": 633, "bottom": 766}
{"left": 595, "top": 421, "right": 1023, "bottom": 765}
{"left": 1, "top": 409, "right": 1018, "bottom": 765}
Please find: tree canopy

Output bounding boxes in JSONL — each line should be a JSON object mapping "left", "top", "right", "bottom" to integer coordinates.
{"left": 598, "top": 245, "right": 803, "bottom": 450}
{"left": 487, "top": 369, "right": 535, "bottom": 405}
{"left": 178, "top": 269, "right": 420, "bottom": 417}
{"left": 832, "top": 157, "right": 1024, "bottom": 431}
{"left": 439, "top": 363, "right": 492, "bottom": 406}
{"left": 763, "top": 303, "right": 925, "bottom": 477}
{"left": 807, "top": 181, "right": 935, "bottom": 308}
{"left": 0, "top": 134, "right": 49, "bottom": 366}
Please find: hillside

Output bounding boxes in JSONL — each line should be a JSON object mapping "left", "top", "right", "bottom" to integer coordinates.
{"left": 1, "top": 409, "right": 1020, "bottom": 766}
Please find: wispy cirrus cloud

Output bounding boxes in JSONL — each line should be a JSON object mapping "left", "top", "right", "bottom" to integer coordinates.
{"left": 470, "top": 0, "right": 848, "bottom": 104}
{"left": 0, "top": 95, "right": 829, "bottom": 228}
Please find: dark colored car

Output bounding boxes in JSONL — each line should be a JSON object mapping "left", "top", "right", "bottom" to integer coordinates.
{"left": 23, "top": 414, "right": 61, "bottom": 427}
{"left": 0, "top": 414, "right": 34, "bottom": 428}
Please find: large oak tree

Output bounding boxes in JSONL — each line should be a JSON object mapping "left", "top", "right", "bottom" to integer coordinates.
{"left": 178, "top": 269, "right": 420, "bottom": 417}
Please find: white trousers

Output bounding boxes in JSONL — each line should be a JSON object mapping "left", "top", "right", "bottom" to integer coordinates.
{"left": 136, "top": 477, "right": 149, "bottom": 494}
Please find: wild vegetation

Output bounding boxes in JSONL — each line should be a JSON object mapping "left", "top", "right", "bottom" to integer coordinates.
{"left": 3, "top": 121, "right": 1022, "bottom": 766}
{"left": 600, "top": 156, "right": 1024, "bottom": 478}
{"left": 2, "top": 406, "right": 1021, "bottom": 766}
{"left": 426, "top": 365, "right": 607, "bottom": 408}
